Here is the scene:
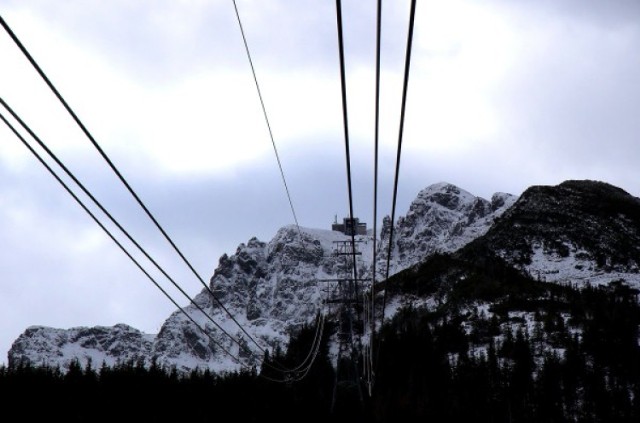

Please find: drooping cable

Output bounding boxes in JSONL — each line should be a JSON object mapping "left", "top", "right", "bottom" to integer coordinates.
{"left": 288, "top": 313, "right": 326, "bottom": 381}
{"left": 288, "top": 311, "right": 326, "bottom": 373}
{"left": 0, "top": 97, "right": 288, "bottom": 373}
{"left": 227, "top": 4, "right": 330, "bottom": 376}
{"left": 334, "top": 0, "right": 359, "bottom": 285}
{"left": 0, "top": 14, "right": 279, "bottom": 361}
{"left": 0, "top": 110, "right": 253, "bottom": 371}
{"left": 230, "top": 1, "right": 306, "bottom": 250}
{"left": 225, "top": 1, "right": 324, "bottom": 374}
{"left": 256, "top": 310, "right": 326, "bottom": 383}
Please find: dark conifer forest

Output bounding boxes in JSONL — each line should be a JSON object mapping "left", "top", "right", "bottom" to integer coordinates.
{"left": 3, "top": 273, "right": 640, "bottom": 422}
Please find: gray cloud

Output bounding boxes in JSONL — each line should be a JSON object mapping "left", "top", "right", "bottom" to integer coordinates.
{"left": 2, "top": 0, "right": 640, "bottom": 364}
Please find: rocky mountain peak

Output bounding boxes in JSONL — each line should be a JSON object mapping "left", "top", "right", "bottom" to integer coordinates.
{"left": 380, "top": 182, "right": 517, "bottom": 274}
{"left": 490, "top": 192, "right": 514, "bottom": 211}
{"left": 414, "top": 181, "right": 475, "bottom": 211}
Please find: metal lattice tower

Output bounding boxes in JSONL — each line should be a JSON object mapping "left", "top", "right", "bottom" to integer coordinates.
{"left": 320, "top": 240, "right": 370, "bottom": 412}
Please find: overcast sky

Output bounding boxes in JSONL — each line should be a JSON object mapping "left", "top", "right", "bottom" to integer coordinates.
{"left": 1, "top": 0, "right": 639, "bottom": 365}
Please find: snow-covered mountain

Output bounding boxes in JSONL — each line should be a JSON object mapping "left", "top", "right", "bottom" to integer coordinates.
{"left": 379, "top": 182, "right": 516, "bottom": 275}
{"left": 12, "top": 179, "right": 638, "bottom": 375}
{"left": 9, "top": 181, "right": 512, "bottom": 373}
{"left": 149, "top": 226, "right": 376, "bottom": 373}
{"left": 9, "top": 324, "right": 153, "bottom": 369}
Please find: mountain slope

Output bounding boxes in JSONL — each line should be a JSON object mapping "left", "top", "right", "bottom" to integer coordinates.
{"left": 474, "top": 180, "right": 640, "bottom": 288}
{"left": 8, "top": 324, "right": 153, "bottom": 368}
{"left": 18, "top": 180, "right": 639, "bottom": 374}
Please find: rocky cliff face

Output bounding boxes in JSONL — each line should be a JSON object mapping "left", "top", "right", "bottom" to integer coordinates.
{"left": 148, "top": 226, "right": 374, "bottom": 373}
{"left": 15, "top": 180, "right": 635, "bottom": 375}
{"left": 378, "top": 182, "right": 517, "bottom": 276}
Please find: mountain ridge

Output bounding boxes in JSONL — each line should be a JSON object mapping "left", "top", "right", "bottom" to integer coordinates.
{"left": 9, "top": 179, "right": 639, "bottom": 374}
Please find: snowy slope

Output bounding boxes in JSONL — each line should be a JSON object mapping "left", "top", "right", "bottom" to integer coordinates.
{"left": 9, "top": 324, "right": 153, "bottom": 369}
{"left": 485, "top": 180, "right": 640, "bottom": 290}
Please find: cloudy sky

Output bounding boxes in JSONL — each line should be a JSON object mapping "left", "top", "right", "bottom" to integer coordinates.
{"left": 1, "top": 0, "right": 639, "bottom": 364}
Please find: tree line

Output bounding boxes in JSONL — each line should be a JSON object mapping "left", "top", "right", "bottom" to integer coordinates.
{"left": 2, "top": 280, "right": 640, "bottom": 422}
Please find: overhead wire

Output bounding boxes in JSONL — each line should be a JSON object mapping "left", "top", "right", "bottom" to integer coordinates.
{"left": 333, "top": 0, "right": 369, "bottom": 406}
{"left": 334, "top": 0, "right": 359, "bottom": 286}
{"left": 262, "top": 311, "right": 327, "bottom": 380}
{"left": 380, "top": 0, "right": 417, "bottom": 344}
{"left": 0, "top": 97, "right": 288, "bottom": 374}
{"left": 230, "top": 1, "right": 307, "bottom": 251}
{"left": 367, "top": 0, "right": 383, "bottom": 396}
{"left": 0, "top": 14, "right": 274, "bottom": 362}
{"left": 229, "top": 1, "right": 333, "bottom": 379}
{"left": 288, "top": 311, "right": 326, "bottom": 373}
{"left": 296, "top": 313, "right": 326, "bottom": 380}
{"left": 286, "top": 312, "right": 327, "bottom": 382}
{"left": 259, "top": 311, "right": 327, "bottom": 383}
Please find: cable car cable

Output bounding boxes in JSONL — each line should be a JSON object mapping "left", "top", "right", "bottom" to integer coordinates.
{"left": 377, "top": 0, "right": 417, "bottom": 376}
{"left": 334, "top": 0, "right": 359, "bottom": 285}
{"left": 367, "top": 0, "right": 383, "bottom": 395}
{"left": 230, "top": 1, "right": 306, "bottom": 251}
